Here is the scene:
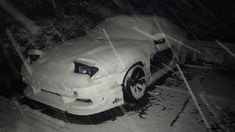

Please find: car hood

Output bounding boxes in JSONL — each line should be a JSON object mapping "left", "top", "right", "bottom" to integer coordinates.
{"left": 22, "top": 36, "right": 155, "bottom": 93}
{"left": 35, "top": 36, "right": 154, "bottom": 74}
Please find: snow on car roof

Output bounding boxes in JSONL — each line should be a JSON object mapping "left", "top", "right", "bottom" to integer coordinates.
{"left": 89, "top": 15, "right": 186, "bottom": 41}
{"left": 90, "top": 15, "right": 156, "bottom": 40}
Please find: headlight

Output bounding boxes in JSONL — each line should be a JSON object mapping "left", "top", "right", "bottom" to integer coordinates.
{"left": 74, "top": 61, "right": 98, "bottom": 77}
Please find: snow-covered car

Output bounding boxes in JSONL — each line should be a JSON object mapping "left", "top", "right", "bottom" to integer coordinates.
{"left": 22, "top": 15, "right": 187, "bottom": 115}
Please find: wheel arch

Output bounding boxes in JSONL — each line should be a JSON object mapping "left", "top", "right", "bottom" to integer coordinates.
{"left": 121, "top": 61, "right": 148, "bottom": 102}
{"left": 121, "top": 61, "right": 144, "bottom": 88}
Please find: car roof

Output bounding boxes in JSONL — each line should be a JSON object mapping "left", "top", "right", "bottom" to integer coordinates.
{"left": 89, "top": 15, "right": 185, "bottom": 41}
{"left": 89, "top": 15, "right": 158, "bottom": 40}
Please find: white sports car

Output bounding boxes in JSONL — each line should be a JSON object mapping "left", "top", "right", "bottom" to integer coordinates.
{"left": 22, "top": 15, "right": 187, "bottom": 115}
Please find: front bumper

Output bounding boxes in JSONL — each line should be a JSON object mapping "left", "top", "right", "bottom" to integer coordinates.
{"left": 24, "top": 84, "right": 124, "bottom": 115}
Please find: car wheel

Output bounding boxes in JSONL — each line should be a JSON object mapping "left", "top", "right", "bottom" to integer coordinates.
{"left": 122, "top": 63, "right": 146, "bottom": 103}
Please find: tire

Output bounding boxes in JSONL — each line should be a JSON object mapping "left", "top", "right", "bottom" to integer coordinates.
{"left": 122, "top": 63, "right": 146, "bottom": 103}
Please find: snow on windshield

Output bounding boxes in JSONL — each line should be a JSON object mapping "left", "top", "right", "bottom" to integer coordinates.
{"left": 90, "top": 15, "right": 157, "bottom": 40}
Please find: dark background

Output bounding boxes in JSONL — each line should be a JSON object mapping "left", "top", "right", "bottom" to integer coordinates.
{"left": 0, "top": 0, "right": 235, "bottom": 97}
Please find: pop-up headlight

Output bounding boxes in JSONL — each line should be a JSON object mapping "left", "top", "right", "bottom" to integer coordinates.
{"left": 29, "top": 55, "right": 40, "bottom": 64}
{"left": 74, "top": 61, "right": 98, "bottom": 77}
{"left": 27, "top": 49, "right": 43, "bottom": 64}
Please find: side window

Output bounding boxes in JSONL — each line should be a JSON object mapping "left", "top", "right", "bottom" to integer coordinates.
{"left": 150, "top": 48, "right": 173, "bottom": 73}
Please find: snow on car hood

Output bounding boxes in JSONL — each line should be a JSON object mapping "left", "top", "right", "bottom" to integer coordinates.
{"left": 75, "top": 38, "right": 156, "bottom": 75}
{"left": 35, "top": 36, "right": 154, "bottom": 74}
{"left": 22, "top": 36, "right": 155, "bottom": 94}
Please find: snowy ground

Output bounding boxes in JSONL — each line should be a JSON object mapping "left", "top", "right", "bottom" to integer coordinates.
{"left": 0, "top": 67, "right": 235, "bottom": 132}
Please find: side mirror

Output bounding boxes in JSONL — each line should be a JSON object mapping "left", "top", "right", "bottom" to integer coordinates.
{"left": 154, "top": 38, "right": 166, "bottom": 45}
